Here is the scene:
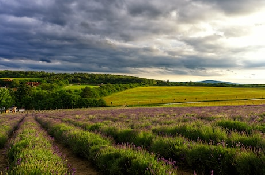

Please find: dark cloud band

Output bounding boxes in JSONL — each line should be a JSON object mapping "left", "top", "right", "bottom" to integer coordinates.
{"left": 0, "top": 0, "right": 264, "bottom": 81}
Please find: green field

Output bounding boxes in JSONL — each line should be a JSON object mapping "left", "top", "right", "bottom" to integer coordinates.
{"left": 62, "top": 84, "right": 99, "bottom": 90}
{"left": 0, "top": 78, "right": 42, "bottom": 80}
{"left": 103, "top": 86, "right": 265, "bottom": 106}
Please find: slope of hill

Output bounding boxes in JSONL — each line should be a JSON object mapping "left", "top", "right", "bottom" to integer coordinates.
{"left": 199, "top": 80, "right": 235, "bottom": 84}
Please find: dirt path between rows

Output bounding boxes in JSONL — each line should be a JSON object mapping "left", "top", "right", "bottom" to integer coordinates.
{"left": 54, "top": 141, "right": 99, "bottom": 175}
{"left": 0, "top": 147, "right": 8, "bottom": 173}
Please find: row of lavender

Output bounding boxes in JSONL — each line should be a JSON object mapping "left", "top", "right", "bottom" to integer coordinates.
{"left": 61, "top": 117, "right": 264, "bottom": 151}
{"left": 41, "top": 106, "right": 265, "bottom": 175}
{"left": 1, "top": 115, "right": 74, "bottom": 174}
{"left": 36, "top": 115, "right": 177, "bottom": 175}
{"left": 44, "top": 105, "right": 265, "bottom": 130}
{"left": 0, "top": 114, "right": 23, "bottom": 148}
{"left": 51, "top": 106, "right": 264, "bottom": 150}
{"left": 1, "top": 113, "right": 177, "bottom": 175}
{"left": 57, "top": 116, "right": 264, "bottom": 175}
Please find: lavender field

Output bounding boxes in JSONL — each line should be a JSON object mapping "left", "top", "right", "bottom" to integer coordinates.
{"left": 1, "top": 105, "right": 265, "bottom": 175}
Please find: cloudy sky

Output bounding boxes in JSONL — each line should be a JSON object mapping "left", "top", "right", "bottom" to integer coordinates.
{"left": 0, "top": 0, "right": 265, "bottom": 83}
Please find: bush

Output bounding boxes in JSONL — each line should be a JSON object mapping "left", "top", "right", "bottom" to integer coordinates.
{"left": 217, "top": 120, "right": 253, "bottom": 134}
{"left": 235, "top": 151, "right": 265, "bottom": 175}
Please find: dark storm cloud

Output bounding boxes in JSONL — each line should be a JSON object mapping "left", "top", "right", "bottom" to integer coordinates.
{"left": 243, "top": 60, "right": 265, "bottom": 68}
{"left": 40, "top": 59, "right": 52, "bottom": 63}
{"left": 182, "top": 35, "right": 226, "bottom": 53}
{"left": 127, "top": 1, "right": 163, "bottom": 18}
{"left": 0, "top": 0, "right": 263, "bottom": 79}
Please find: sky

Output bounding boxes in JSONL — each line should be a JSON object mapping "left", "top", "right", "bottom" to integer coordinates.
{"left": 0, "top": 0, "right": 265, "bottom": 84}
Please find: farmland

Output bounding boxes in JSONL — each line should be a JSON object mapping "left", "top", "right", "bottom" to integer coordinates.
{"left": 103, "top": 86, "right": 265, "bottom": 106}
{"left": 0, "top": 105, "right": 265, "bottom": 174}
{"left": 62, "top": 84, "right": 99, "bottom": 90}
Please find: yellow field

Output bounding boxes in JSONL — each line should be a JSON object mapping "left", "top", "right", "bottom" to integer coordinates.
{"left": 103, "top": 86, "right": 265, "bottom": 106}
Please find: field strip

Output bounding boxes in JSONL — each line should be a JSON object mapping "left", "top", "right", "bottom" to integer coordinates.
{"left": 47, "top": 114, "right": 264, "bottom": 175}
{"left": 36, "top": 106, "right": 265, "bottom": 175}
{"left": 6, "top": 116, "right": 72, "bottom": 174}
{"left": 0, "top": 114, "right": 25, "bottom": 173}
{"left": 0, "top": 115, "right": 24, "bottom": 148}
{"left": 36, "top": 115, "right": 178, "bottom": 175}
{"left": 0, "top": 113, "right": 100, "bottom": 175}
{"left": 103, "top": 86, "right": 265, "bottom": 106}
{"left": 55, "top": 113, "right": 264, "bottom": 150}
{"left": 7, "top": 106, "right": 263, "bottom": 175}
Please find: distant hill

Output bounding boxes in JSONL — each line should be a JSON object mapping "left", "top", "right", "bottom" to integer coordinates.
{"left": 199, "top": 80, "right": 235, "bottom": 84}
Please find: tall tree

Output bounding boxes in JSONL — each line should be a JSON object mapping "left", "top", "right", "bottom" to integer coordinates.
{"left": 81, "top": 87, "right": 99, "bottom": 98}
{"left": 0, "top": 88, "right": 14, "bottom": 108}
{"left": 14, "top": 83, "right": 32, "bottom": 108}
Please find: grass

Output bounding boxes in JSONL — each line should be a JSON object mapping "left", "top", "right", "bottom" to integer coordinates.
{"left": 103, "top": 86, "right": 265, "bottom": 106}
{"left": 62, "top": 84, "right": 99, "bottom": 90}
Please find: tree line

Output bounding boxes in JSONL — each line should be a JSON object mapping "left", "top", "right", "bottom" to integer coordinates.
{"left": 0, "top": 70, "right": 154, "bottom": 110}
{"left": 1, "top": 70, "right": 264, "bottom": 88}
{"left": 156, "top": 81, "right": 265, "bottom": 87}
{"left": 1, "top": 70, "right": 264, "bottom": 111}
{"left": 0, "top": 80, "right": 140, "bottom": 110}
{"left": 0, "top": 70, "right": 157, "bottom": 85}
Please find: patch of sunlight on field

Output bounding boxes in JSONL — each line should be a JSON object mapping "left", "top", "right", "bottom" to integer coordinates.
{"left": 62, "top": 84, "right": 99, "bottom": 90}
{"left": 162, "top": 99, "right": 265, "bottom": 107}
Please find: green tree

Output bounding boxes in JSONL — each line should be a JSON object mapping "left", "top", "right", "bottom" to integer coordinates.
{"left": 0, "top": 88, "right": 14, "bottom": 108}
{"left": 81, "top": 87, "right": 99, "bottom": 98}
{"left": 11, "top": 79, "right": 20, "bottom": 88}
{"left": 14, "top": 83, "right": 32, "bottom": 108}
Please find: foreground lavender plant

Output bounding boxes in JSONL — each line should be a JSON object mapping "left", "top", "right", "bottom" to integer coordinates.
{"left": 7, "top": 116, "right": 73, "bottom": 174}
{"left": 36, "top": 116, "right": 177, "bottom": 175}
{"left": 34, "top": 105, "right": 265, "bottom": 175}
{"left": 0, "top": 114, "right": 24, "bottom": 148}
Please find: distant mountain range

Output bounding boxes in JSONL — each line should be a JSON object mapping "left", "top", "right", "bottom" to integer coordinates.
{"left": 198, "top": 80, "right": 236, "bottom": 84}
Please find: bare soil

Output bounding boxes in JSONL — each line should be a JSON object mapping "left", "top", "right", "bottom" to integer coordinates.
{"left": 0, "top": 147, "right": 8, "bottom": 173}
